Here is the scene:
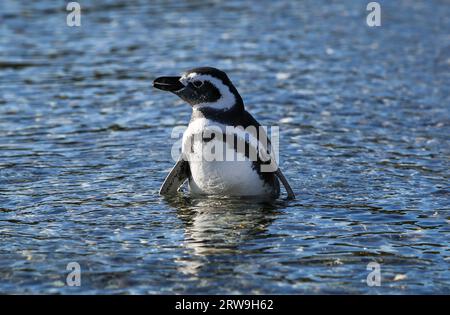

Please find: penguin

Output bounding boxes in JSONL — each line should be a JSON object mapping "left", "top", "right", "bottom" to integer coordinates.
{"left": 153, "top": 67, "right": 295, "bottom": 199}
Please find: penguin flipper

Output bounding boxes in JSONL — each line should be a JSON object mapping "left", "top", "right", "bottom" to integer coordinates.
{"left": 275, "top": 168, "right": 295, "bottom": 200}
{"left": 159, "top": 157, "right": 190, "bottom": 195}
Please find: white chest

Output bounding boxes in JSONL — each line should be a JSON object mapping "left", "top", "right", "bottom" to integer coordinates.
{"left": 182, "top": 118, "right": 271, "bottom": 196}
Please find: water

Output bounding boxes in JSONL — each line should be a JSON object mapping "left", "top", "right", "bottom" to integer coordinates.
{"left": 0, "top": 0, "right": 449, "bottom": 294}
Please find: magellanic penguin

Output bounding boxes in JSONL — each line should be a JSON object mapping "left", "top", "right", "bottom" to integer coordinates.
{"left": 153, "top": 67, "right": 295, "bottom": 199}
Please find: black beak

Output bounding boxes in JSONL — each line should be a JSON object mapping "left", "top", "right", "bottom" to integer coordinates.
{"left": 153, "top": 76, "right": 184, "bottom": 92}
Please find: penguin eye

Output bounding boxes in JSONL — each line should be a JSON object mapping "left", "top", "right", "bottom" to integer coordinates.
{"left": 192, "top": 80, "right": 203, "bottom": 88}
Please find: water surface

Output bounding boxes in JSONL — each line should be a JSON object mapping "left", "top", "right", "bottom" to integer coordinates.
{"left": 0, "top": 0, "right": 449, "bottom": 294}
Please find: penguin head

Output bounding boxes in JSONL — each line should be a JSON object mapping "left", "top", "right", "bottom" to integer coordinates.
{"left": 153, "top": 67, "right": 243, "bottom": 111}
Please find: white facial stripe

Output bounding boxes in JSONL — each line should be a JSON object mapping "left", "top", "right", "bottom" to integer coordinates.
{"left": 179, "top": 72, "right": 197, "bottom": 86}
{"left": 179, "top": 72, "right": 236, "bottom": 110}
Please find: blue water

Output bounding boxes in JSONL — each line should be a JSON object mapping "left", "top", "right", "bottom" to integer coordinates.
{"left": 0, "top": 0, "right": 449, "bottom": 294}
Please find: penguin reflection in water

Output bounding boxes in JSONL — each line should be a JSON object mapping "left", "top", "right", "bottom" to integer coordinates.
{"left": 153, "top": 67, "right": 295, "bottom": 199}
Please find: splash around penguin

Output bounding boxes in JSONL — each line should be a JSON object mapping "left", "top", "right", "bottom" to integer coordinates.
{"left": 153, "top": 67, "right": 295, "bottom": 199}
